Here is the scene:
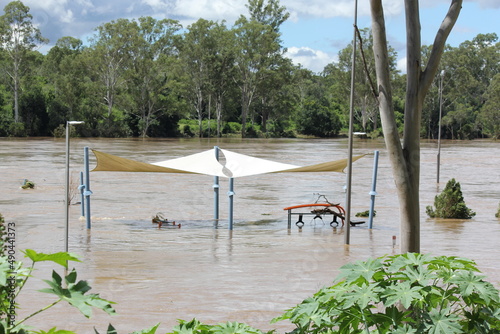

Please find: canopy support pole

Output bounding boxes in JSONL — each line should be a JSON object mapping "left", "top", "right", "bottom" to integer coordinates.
{"left": 368, "top": 150, "right": 379, "bottom": 229}
{"left": 228, "top": 178, "right": 234, "bottom": 230}
{"left": 79, "top": 172, "right": 85, "bottom": 217}
{"left": 84, "top": 147, "right": 93, "bottom": 229}
{"left": 214, "top": 146, "right": 220, "bottom": 226}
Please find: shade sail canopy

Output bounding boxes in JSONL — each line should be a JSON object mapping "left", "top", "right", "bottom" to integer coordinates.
{"left": 92, "top": 148, "right": 365, "bottom": 178}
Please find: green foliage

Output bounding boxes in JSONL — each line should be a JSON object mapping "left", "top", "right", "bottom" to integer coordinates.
{"left": 426, "top": 178, "right": 476, "bottom": 219}
{"left": 355, "top": 210, "right": 375, "bottom": 217}
{"left": 166, "top": 318, "right": 274, "bottom": 334}
{"left": 0, "top": 247, "right": 116, "bottom": 334}
{"left": 496, "top": 202, "right": 500, "bottom": 218}
{"left": 273, "top": 253, "right": 500, "bottom": 334}
{"left": 296, "top": 99, "right": 342, "bottom": 137}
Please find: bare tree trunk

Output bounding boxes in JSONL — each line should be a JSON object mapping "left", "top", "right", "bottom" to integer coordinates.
{"left": 370, "top": 0, "right": 462, "bottom": 253}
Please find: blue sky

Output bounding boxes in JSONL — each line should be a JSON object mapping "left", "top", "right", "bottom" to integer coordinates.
{"left": 15, "top": 0, "right": 500, "bottom": 73}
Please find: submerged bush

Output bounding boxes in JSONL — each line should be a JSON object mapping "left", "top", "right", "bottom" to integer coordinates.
{"left": 273, "top": 253, "right": 500, "bottom": 334}
{"left": 426, "top": 178, "right": 476, "bottom": 219}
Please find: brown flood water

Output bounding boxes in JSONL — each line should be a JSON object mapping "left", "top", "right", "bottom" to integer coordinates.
{"left": 1, "top": 137, "right": 499, "bottom": 333}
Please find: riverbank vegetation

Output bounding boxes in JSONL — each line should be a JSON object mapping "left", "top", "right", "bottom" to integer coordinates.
{"left": 0, "top": 0, "right": 498, "bottom": 139}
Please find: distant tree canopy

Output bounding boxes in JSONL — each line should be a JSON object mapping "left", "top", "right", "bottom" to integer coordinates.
{"left": 0, "top": 0, "right": 498, "bottom": 138}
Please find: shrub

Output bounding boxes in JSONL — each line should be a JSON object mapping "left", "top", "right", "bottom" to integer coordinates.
{"left": 273, "top": 253, "right": 500, "bottom": 333}
{"left": 426, "top": 178, "right": 476, "bottom": 219}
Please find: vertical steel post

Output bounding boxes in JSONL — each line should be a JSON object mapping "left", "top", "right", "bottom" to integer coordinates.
{"left": 79, "top": 171, "right": 85, "bottom": 217}
{"left": 368, "top": 150, "right": 379, "bottom": 229}
{"left": 437, "top": 70, "right": 445, "bottom": 183}
{"left": 214, "top": 146, "right": 220, "bottom": 223}
{"left": 345, "top": 0, "right": 358, "bottom": 245}
{"left": 84, "top": 146, "right": 92, "bottom": 229}
{"left": 228, "top": 178, "right": 234, "bottom": 230}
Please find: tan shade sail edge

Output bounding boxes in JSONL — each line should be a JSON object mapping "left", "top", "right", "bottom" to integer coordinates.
{"left": 91, "top": 149, "right": 198, "bottom": 174}
{"left": 276, "top": 154, "right": 366, "bottom": 173}
{"left": 91, "top": 149, "right": 366, "bottom": 177}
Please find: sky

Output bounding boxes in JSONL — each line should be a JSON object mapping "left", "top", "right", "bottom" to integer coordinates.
{"left": 11, "top": 0, "right": 500, "bottom": 73}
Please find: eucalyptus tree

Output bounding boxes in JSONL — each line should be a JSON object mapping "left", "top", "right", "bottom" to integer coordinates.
{"left": 42, "top": 37, "right": 85, "bottom": 127}
{"left": 0, "top": 0, "right": 47, "bottom": 125}
{"left": 179, "top": 18, "right": 220, "bottom": 137}
{"left": 254, "top": 56, "right": 294, "bottom": 134}
{"left": 206, "top": 21, "right": 236, "bottom": 137}
{"left": 438, "top": 33, "right": 500, "bottom": 139}
{"left": 124, "top": 16, "right": 182, "bottom": 137}
{"left": 478, "top": 73, "right": 500, "bottom": 139}
{"left": 86, "top": 18, "right": 136, "bottom": 134}
{"left": 232, "top": 0, "right": 289, "bottom": 137}
{"left": 370, "top": 0, "right": 462, "bottom": 253}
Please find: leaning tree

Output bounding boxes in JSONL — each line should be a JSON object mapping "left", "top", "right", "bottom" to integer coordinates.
{"left": 370, "top": 0, "right": 463, "bottom": 252}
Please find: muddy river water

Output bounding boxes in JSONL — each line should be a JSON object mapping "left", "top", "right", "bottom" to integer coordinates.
{"left": 1, "top": 137, "right": 499, "bottom": 333}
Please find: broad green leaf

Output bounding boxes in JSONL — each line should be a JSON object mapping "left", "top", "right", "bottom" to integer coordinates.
{"left": 40, "top": 269, "right": 116, "bottom": 318}
{"left": 337, "top": 257, "right": 383, "bottom": 283}
{"left": 382, "top": 281, "right": 423, "bottom": 309}
{"left": 425, "top": 308, "right": 462, "bottom": 334}
{"left": 342, "top": 283, "right": 381, "bottom": 309}
{"left": 22, "top": 250, "right": 80, "bottom": 268}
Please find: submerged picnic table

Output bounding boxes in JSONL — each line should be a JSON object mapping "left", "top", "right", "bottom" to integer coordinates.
{"left": 283, "top": 203, "right": 365, "bottom": 229}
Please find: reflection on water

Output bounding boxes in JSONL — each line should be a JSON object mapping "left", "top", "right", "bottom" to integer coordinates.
{"left": 0, "top": 137, "right": 499, "bottom": 333}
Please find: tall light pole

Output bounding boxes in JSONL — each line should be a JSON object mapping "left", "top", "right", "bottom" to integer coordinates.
{"left": 345, "top": 0, "right": 358, "bottom": 245}
{"left": 437, "top": 70, "right": 445, "bottom": 183}
{"left": 65, "top": 121, "right": 84, "bottom": 253}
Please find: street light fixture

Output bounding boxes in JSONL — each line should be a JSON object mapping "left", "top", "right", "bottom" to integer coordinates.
{"left": 437, "top": 70, "right": 445, "bottom": 183}
{"left": 65, "top": 121, "right": 84, "bottom": 253}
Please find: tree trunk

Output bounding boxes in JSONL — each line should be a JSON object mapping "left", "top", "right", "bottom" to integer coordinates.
{"left": 370, "top": 0, "right": 462, "bottom": 253}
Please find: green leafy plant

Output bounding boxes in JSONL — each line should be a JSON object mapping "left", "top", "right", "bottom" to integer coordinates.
{"left": 355, "top": 210, "right": 376, "bottom": 217}
{"left": 0, "top": 247, "right": 116, "bottom": 334}
{"left": 165, "top": 318, "right": 274, "bottom": 334}
{"left": 426, "top": 178, "right": 476, "bottom": 219}
{"left": 273, "top": 253, "right": 500, "bottom": 333}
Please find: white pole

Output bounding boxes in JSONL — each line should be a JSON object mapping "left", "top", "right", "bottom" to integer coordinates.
{"left": 345, "top": 0, "right": 358, "bottom": 245}
{"left": 64, "top": 121, "right": 84, "bottom": 253}
{"left": 368, "top": 150, "right": 379, "bottom": 229}
{"left": 437, "top": 70, "right": 445, "bottom": 183}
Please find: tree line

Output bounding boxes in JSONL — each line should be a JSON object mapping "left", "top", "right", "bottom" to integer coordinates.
{"left": 0, "top": 0, "right": 498, "bottom": 139}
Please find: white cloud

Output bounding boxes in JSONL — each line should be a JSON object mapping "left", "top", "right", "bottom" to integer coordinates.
{"left": 285, "top": 46, "right": 336, "bottom": 73}
{"left": 397, "top": 57, "right": 406, "bottom": 74}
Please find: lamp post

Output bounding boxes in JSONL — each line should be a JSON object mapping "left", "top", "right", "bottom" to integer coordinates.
{"left": 65, "top": 121, "right": 84, "bottom": 253}
{"left": 345, "top": 0, "right": 358, "bottom": 245}
{"left": 437, "top": 70, "right": 444, "bottom": 183}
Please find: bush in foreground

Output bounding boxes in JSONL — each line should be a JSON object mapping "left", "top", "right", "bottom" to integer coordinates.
{"left": 273, "top": 253, "right": 500, "bottom": 333}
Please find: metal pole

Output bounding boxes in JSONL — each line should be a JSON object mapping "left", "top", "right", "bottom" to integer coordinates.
{"left": 437, "top": 70, "right": 445, "bottom": 183}
{"left": 84, "top": 146, "right": 92, "bottom": 229}
{"left": 368, "top": 150, "right": 379, "bottom": 229}
{"left": 64, "top": 121, "right": 84, "bottom": 253}
{"left": 214, "top": 146, "right": 220, "bottom": 222}
{"left": 345, "top": 0, "right": 358, "bottom": 245}
{"left": 79, "top": 171, "right": 85, "bottom": 217}
{"left": 228, "top": 178, "right": 234, "bottom": 230}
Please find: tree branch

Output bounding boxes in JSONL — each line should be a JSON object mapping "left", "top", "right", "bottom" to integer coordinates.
{"left": 355, "top": 25, "right": 379, "bottom": 101}
{"left": 421, "top": 0, "right": 463, "bottom": 94}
